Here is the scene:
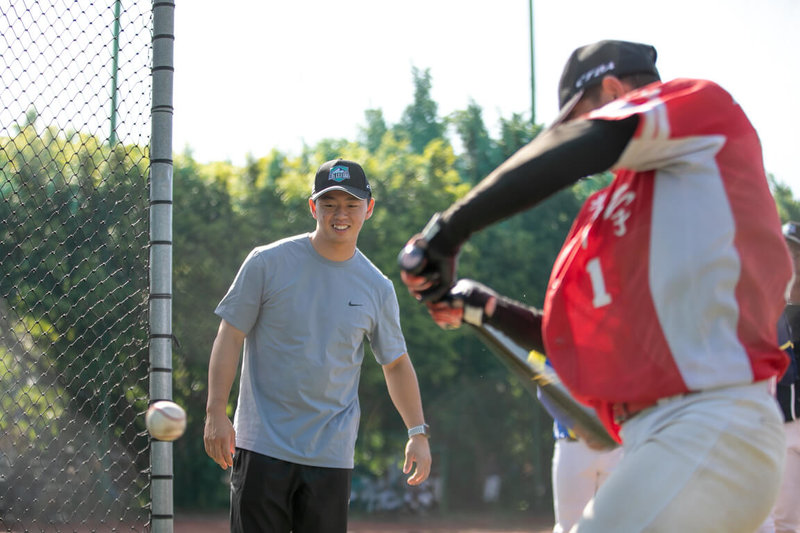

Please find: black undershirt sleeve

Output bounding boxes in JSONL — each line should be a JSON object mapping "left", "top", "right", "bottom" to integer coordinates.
{"left": 435, "top": 116, "right": 639, "bottom": 252}
{"left": 483, "top": 295, "right": 546, "bottom": 354}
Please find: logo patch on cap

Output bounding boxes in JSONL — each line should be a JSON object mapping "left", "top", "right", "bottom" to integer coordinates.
{"left": 575, "top": 61, "right": 615, "bottom": 90}
{"left": 329, "top": 165, "right": 351, "bottom": 183}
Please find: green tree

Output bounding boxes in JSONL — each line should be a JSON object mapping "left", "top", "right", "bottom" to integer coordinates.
{"left": 395, "top": 67, "right": 446, "bottom": 154}
{"left": 449, "top": 100, "right": 498, "bottom": 184}
{"left": 497, "top": 113, "right": 541, "bottom": 160}
{"left": 360, "top": 108, "right": 388, "bottom": 153}
{"left": 771, "top": 174, "right": 800, "bottom": 222}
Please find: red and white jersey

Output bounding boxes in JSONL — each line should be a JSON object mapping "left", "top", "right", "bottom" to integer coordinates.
{"left": 542, "top": 79, "right": 791, "bottom": 435}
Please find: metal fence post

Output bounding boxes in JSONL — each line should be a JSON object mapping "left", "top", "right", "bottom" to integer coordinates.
{"left": 150, "top": 1, "right": 176, "bottom": 532}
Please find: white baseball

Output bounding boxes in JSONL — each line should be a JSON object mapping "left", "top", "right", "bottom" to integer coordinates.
{"left": 146, "top": 400, "right": 187, "bottom": 441}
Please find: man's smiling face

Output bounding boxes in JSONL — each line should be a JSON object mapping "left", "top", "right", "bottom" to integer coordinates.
{"left": 310, "top": 189, "right": 373, "bottom": 247}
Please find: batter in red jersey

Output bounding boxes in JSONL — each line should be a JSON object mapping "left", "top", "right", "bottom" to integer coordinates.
{"left": 399, "top": 40, "right": 791, "bottom": 532}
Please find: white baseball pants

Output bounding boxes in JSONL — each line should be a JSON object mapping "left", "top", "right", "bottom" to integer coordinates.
{"left": 572, "top": 381, "right": 785, "bottom": 533}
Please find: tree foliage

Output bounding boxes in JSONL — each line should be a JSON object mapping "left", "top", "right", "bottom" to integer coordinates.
{"left": 396, "top": 67, "right": 446, "bottom": 154}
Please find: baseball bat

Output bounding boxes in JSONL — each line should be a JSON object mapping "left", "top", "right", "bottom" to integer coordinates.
{"left": 467, "top": 322, "right": 618, "bottom": 450}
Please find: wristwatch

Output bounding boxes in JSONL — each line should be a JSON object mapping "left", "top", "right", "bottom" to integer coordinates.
{"left": 407, "top": 423, "right": 430, "bottom": 439}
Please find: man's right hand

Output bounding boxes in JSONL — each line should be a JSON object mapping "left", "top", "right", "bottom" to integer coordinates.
{"left": 203, "top": 409, "right": 236, "bottom": 469}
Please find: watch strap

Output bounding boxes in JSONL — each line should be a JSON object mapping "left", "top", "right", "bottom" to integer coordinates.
{"left": 407, "top": 423, "right": 430, "bottom": 438}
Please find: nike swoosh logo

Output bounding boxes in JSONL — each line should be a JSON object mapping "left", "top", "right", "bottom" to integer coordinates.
{"left": 348, "top": 301, "right": 363, "bottom": 307}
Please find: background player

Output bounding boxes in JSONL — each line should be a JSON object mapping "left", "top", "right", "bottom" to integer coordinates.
{"left": 550, "top": 419, "right": 622, "bottom": 532}
{"left": 758, "top": 222, "right": 800, "bottom": 533}
{"left": 400, "top": 40, "right": 791, "bottom": 532}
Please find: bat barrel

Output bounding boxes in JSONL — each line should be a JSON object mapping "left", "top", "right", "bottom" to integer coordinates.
{"left": 469, "top": 323, "right": 618, "bottom": 450}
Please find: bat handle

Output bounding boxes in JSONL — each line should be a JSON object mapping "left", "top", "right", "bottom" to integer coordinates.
{"left": 398, "top": 243, "right": 427, "bottom": 275}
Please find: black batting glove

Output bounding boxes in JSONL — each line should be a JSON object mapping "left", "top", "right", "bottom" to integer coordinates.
{"left": 448, "top": 279, "right": 497, "bottom": 326}
{"left": 426, "top": 279, "right": 499, "bottom": 330}
{"left": 398, "top": 213, "right": 461, "bottom": 303}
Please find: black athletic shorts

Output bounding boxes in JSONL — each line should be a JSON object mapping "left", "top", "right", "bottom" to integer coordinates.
{"left": 230, "top": 448, "right": 352, "bottom": 533}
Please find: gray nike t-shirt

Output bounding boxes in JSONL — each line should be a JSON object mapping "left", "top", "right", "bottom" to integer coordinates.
{"left": 215, "top": 233, "right": 407, "bottom": 468}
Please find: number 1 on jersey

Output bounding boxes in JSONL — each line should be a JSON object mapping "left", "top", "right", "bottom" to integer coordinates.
{"left": 586, "top": 257, "right": 612, "bottom": 308}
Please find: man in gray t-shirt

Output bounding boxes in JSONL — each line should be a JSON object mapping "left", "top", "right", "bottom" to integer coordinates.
{"left": 203, "top": 159, "right": 431, "bottom": 533}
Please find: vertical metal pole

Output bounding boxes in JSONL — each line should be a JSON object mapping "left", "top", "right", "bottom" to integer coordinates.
{"left": 150, "top": 1, "right": 175, "bottom": 532}
{"left": 101, "top": 3, "right": 124, "bottom": 501}
{"left": 529, "top": 0, "right": 536, "bottom": 124}
{"left": 109, "top": 0, "right": 121, "bottom": 145}
{"left": 529, "top": 5, "right": 554, "bottom": 509}
{"left": 529, "top": 5, "right": 544, "bottom": 502}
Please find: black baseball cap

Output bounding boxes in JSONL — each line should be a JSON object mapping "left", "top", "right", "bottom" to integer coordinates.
{"left": 310, "top": 159, "right": 372, "bottom": 201}
{"left": 553, "top": 40, "right": 659, "bottom": 125}
{"left": 783, "top": 221, "right": 800, "bottom": 245}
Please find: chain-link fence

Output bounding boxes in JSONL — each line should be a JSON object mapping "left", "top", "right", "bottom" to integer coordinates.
{"left": 1, "top": 1, "right": 162, "bottom": 530}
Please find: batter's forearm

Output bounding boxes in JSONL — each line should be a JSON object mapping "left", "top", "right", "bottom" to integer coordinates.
{"left": 485, "top": 296, "right": 545, "bottom": 354}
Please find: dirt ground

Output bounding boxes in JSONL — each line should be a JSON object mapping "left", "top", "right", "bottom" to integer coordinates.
{"left": 0, "top": 511, "right": 553, "bottom": 532}
{"left": 173, "top": 512, "right": 554, "bottom": 533}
